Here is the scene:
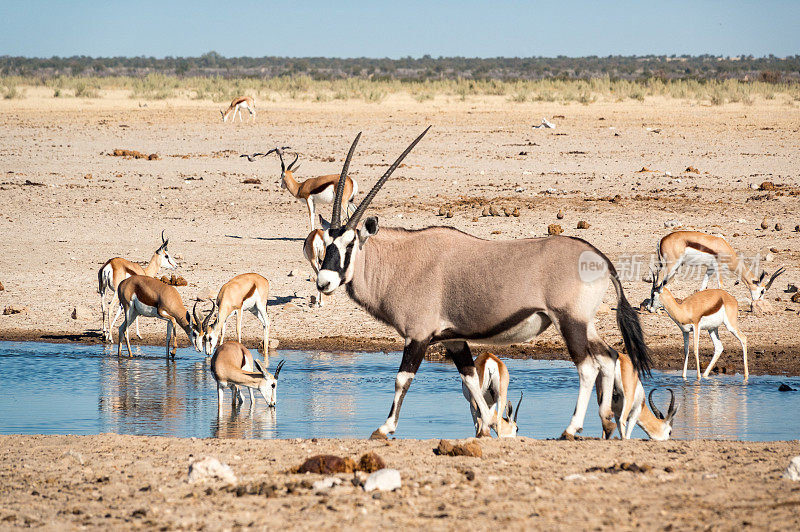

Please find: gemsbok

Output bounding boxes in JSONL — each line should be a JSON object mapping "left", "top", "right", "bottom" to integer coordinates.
{"left": 655, "top": 231, "right": 785, "bottom": 301}
{"left": 220, "top": 96, "right": 256, "bottom": 123}
{"left": 647, "top": 273, "right": 749, "bottom": 381}
{"left": 197, "top": 273, "right": 271, "bottom": 360}
{"left": 462, "top": 353, "right": 522, "bottom": 438}
{"left": 604, "top": 352, "right": 677, "bottom": 440}
{"left": 98, "top": 230, "right": 177, "bottom": 343}
{"left": 116, "top": 275, "right": 202, "bottom": 358}
{"left": 266, "top": 147, "right": 358, "bottom": 232}
{"left": 210, "top": 341, "right": 285, "bottom": 412}
{"left": 315, "top": 128, "right": 652, "bottom": 440}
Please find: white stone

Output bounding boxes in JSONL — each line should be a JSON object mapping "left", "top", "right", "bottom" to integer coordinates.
{"left": 188, "top": 457, "right": 236, "bottom": 485}
{"left": 363, "top": 468, "right": 402, "bottom": 492}
{"left": 664, "top": 219, "right": 683, "bottom": 229}
{"left": 783, "top": 456, "right": 800, "bottom": 481}
{"left": 312, "top": 477, "right": 342, "bottom": 491}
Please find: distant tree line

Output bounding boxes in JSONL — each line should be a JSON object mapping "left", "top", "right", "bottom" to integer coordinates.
{"left": 1, "top": 52, "right": 797, "bottom": 82}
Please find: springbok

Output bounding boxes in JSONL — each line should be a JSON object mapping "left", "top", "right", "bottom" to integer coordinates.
{"left": 604, "top": 352, "right": 677, "bottom": 440}
{"left": 220, "top": 96, "right": 255, "bottom": 123}
{"left": 462, "top": 353, "right": 522, "bottom": 438}
{"left": 315, "top": 128, "right": 652, "bottom": 440}
{"left": 98, "top": 230, "right": 177, "bottom": 343}
{"left": 116, "top": 275, "right": 202, "bottom": 358}
{"left": 198, "top": 273, "right": 271, "bottom": 360}
{"left": 210, "top": 341, "right": 285, "bottom": 412}
{"left": 647, "top": 274, "right": 749, "bottom": 381}
{"left": 303, "top": 215, "right": 331, "bottom": 307}
{"left": 655, "top": 231, "right": 785, "bottom": 301}
{"left": 267, "top": 147, "right": 358, "bottom": 232}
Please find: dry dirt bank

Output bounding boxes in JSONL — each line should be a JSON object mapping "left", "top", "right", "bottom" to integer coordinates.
{"left": 0, "top": 434, "right": 798, "bottom": 530}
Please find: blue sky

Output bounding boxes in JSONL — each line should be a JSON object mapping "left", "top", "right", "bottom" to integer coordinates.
{"left": 1, "top": 1, "right": 798, "bottom": 58}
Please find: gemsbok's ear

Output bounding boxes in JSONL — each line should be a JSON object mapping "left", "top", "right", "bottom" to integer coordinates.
{"left": 359, "top": 216, "right": 379, "bottom": 245}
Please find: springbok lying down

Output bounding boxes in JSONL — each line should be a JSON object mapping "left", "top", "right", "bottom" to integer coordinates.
{"left": 315, "top": 128, "right": 652, "bottom": 440}
{"left": 462, "top": 353, "right": 522, "bottom": 438}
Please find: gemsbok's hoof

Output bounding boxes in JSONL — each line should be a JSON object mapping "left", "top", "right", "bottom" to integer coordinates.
{"left": 369, "top": 430, "right": 388, "bottom": 440}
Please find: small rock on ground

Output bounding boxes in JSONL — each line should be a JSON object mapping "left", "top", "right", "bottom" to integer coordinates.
{"left": 295, "top": 455, "right": 356, "bottom": 474}
{"left": 363, "top": 468, "right": 401, "bottom": 492}
{"left": 188, "top": 457, "right": 236, "bottom": 485}
{"left": 312, "top": 477, "right": 342, "bottom": 491}
{"left": 784, "top": 456, "right": 800, "bottom": 481}
{"left": 436, "top": 439, "right": 482, "bottom": 458}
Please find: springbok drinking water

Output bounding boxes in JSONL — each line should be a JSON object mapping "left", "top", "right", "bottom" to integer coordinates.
{"left": 210, "top": 341, "right": 284, "bottom": 412}
{"left": 315, "top": 128, "right": 652, "bottom": 440}
{"left": 462, "top": 353, "right": 522, "bottom": 438}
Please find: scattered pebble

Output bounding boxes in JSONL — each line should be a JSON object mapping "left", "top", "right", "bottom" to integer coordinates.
{"left": 3, "top": 305, "right": 28, "bottom": 315}
{"left": 786, "top": 284, "right": 798, "bottom": 294}
{"left": 188, "top": 457, "right": 236, "bottom": 485}
{"left": 363, "top": 469, "right": 401, "bottom": 492}
{"left": 770, "top": 247, "right": 779, "bottom": 254}
{"left": 288, "top": 270, "right": 296, "bottom": 277}
{"left": 556, "top": 209, "right": 565, "bottom": 219}
{"left": 548, "top": 224, "right": 563, "bottom": 235}
{"left": 577, "top": 220, "right": 590, "bottom": 229}
{"left": 358, "top": 452, "right": 386, "bottom": 473}
{"left": 664, "top": 219, "right": 682, "bottom": 229}
{"left": 764, "top": 253, "right": 775, "bottom": 263}
{"left": 294, "top": 455, "right": 357, "bottom": 474}
{"left": 791, "top": 293, "right": 800, "bottom": 303}
{"left": 436, "top": 439, "right": 482, "bottom": 458}
{"left": 511, "top": 207, "right": 520, "bottom": 217}
{"left": 481, "top": 206, "right": 490, "bottom": 217}
{"left": 446, "top": 210, "right": 454, "bottom": 218}
{"left": 586, "top": 462, "right": 653, "bottom": 474}
{"left": 312, "top": 477, "right": 342, "bottom": 491}
{"left": 775, "top": 223, "right": 783, "bottom": 231}
{"left": 438, "top": 206, "right": 447, "bottom": 216}
{"left": 489, "top": 205, "right": 500, "bottom": 216}
{"left": 784, "top": 457, "right": 800, "bottom": 481}
{"left": 759, "top": 181, "right": 776, "bottom": 191}
{"left": 515, "top": 186, "right": 525, "bottom": 192}
{"left": 0, "top": 281, "right": 4, "bottom": 291}
{"left": 685, "top": 166, "right": 700, "bottom": 173}
{"left": 761, "top": 218, "right": 770, "bottom": 230}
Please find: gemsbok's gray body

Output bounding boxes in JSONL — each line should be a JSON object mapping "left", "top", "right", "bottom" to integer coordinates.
{"left": 316, "top": 128, "right": 652, "bottom": 439}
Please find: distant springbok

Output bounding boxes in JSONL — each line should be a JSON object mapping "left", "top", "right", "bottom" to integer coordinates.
{"left": 303, "top": 215, "right": 331, "bottom": 307}
{"left": 647, "top": 273, "right": 749, "bottom": 381}
{"left": 604, "top": 352, "right": 677, "bottom": 440}
{"left": 210, "top": 341, "right": 285, "bottom": 412}
{"left": 462, "top": 353, "right": 522, "bottom": 438}
{"left": 98, "top": 231, "right": 177, "bottom": 343}
{"left": 220, "top": 96, "right": 256, "bottom": 123}
{"left": 268, "top": 147, "right": 358, "bottom": 232}
{"left": 116, "top": 275, "right": 202, "bottom": 358}
{"left": 655, "top": 231, "right": 784, "bottom": 301}
{"left": 198, "top": 273, "right": 271, "bottom": 360}
{"left": 315, "top": 128, "right": 652, "bottom": 440}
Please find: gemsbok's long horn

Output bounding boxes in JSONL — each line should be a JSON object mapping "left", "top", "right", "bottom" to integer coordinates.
{"left": 331, "top": 132, "right": 362, "bottom": 229}
{"left": 648, "top": 388, "right": 665, "bottom": 420}
{"left": 344, "top": 126, "right": 431, "bottom": 231}
{"left": 513, "top": 391, "right": 523, "bottom": 423}
{"left": 765, "top": 266, "right": 786, "bottom": 290}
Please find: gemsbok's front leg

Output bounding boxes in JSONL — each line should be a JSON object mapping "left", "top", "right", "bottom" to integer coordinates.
{"left": 446, "top": 341, "right": 496, "bottom": 437}
{"left": 370, "top": 339, "right": 428, "bottom": 439}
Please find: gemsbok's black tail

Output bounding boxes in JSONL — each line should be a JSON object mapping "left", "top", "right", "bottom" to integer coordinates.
{"left": 610, "top": 273, "right": 653, "bottom": 378}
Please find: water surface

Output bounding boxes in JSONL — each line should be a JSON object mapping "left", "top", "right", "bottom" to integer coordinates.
{"left": 0, "top": 341, "right": 798, "bottom": 440}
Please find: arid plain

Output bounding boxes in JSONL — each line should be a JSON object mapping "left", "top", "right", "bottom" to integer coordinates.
{"left": 1, "top": 91, "right": 800, "bottom": 529}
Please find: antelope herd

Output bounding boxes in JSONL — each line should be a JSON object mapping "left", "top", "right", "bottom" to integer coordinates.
{"left": 94, "top": 109, "right": 788, "bottom": 440}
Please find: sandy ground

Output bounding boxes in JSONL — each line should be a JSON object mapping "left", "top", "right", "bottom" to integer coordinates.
{"left": 1, "top": 90, "right": 800, "bottom": 375}
{"left": 0, "top": 434, "right": 798, "bottom": 530}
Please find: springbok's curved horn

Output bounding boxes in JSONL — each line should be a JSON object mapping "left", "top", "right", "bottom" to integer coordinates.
{"left": 287, "top": 153, "right": 299, "bottom": 171}
{"left": 160, "top": 230, "right": 168, "bottom": 250}
{"left": 344, "top": 126, "right": 431, "bottom": 231}
{"left": 331, "top": 132, "right": 362, "bottom": 229}
{"left": 513, "top": 391, "right": 523, "bottom": 423}
{"left": 765, "top": 266, "right": 786, "bottom": 290}
{"left": 192, "top": 301, "right": 201, "bottom": 327}
{"left": 203, "top": 299, "right": 216, "bottom": 330}
{"left": 273, "top": 359, "right": 286, "bottom": 379}
{"left": 648, "top": 388, "right": 665, "bottom": 420}
{"left": 276, "top": 149, "right": 286, "bottom": 172}
{"left": 665, "top": 388, "right": 678, "bottom": 421}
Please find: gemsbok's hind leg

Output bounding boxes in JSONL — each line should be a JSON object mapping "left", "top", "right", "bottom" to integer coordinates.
{"left": 370, "top": 339, "right": 429, "bottom": 439}
{"left": 447, "top": 341, "right": 497, "bottom": 438}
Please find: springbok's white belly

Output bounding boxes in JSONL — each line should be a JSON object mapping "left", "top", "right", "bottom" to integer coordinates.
{"left": 683, "top": 247, "right": 716, "bottom": 265}
{"left": 472, "top": 312, "right": 552, "bottom": 345}
{"left": 312, "top": 185, "right": 335, "bottom": 204}
{"left": 241, "top": 290, "right": 261, "bottom": 313}
{"left": 675, "top": 306, "right": 725, "bottom": 332}
{"left": 131, "top": 295, "right": 161, "bottom": 319}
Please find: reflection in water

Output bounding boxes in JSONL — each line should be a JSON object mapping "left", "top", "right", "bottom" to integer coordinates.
{"left": 0, "top": 341, "right": 799, "bottom": 440}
